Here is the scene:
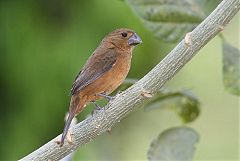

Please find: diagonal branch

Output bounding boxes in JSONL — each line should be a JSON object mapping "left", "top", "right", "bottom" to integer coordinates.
{"left": 20, "top": 0, "right": 240, "bottom": 160}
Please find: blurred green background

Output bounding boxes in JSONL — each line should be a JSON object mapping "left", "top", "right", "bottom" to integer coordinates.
{"left": 0, "top": 0, "right": 239, "bottom": 160}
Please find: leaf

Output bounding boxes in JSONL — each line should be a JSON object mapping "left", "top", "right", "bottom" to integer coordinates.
{"left": 148, "top": 127, "right": 199, "bottom": 161}
{"left": 144, "top": 90, "right": 200, "bottom": 123}
{"left": 194, "top": 0, "right": 222, "bottom": 15}
{"left": 120, "top": 79, "right": 200, "bottom": 122}
{"left": 222, "top": 41, "right": 240, "bottom": 95}
{"left": 126, "top": 0, "right": 205, "bottom": 42}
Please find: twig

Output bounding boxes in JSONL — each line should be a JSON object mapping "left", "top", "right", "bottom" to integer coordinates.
{"left": 19, "top": 0, "right": 240, "bottom": 160}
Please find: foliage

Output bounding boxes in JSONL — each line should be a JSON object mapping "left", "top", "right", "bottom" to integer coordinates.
{"left": 222, "top": 40, "right": 240, "bottom": 95}
{"left": 125, "top": 0, "right": 223, "bottom": 43}
{"left": 148, "top": 127, "right": 199, "bottom": 161}
{"left": 126, "top": 0, "right": 240, "bottom": 97}
{"left": 144, "top": 90, "right": 200, "bottom": 123}
{"left": 121, "top": 79, "right": 200, "bottom": 123}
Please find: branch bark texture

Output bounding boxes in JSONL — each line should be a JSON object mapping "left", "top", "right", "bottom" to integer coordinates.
{"left": 20, "top": 0, "right": 240, "bottom": 160}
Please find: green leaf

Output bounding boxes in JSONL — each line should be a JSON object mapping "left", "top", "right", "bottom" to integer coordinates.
{"left": 148, "top": 127, "right": 199, "bottom": 161}
{"left": 144, "top": 90, "right": 200, "bottom": 123}
{"left": 126, "top": 0, "right": 205, "bottom": 42}
{"left": 120, "top": 79, "right": 200, "bottom": 122}
{"left": 222, "top": 41, "right": 240, "bottom": 95}
{"left": 194, "top": 0, "right": 222, "bottom": 15}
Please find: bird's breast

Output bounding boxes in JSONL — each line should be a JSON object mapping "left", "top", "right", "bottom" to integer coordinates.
{"left": 79, "top": 53, "right": 132, "bottom": 100}
{"left": 114, "top": 54, "right": 132, "bottom": 74}
{"left": 102, "top": 53, "right": 132, "bottom": 93}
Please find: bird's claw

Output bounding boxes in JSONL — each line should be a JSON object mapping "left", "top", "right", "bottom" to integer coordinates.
{"left": 98, "top": 91, "right": 121, "bottom": 101}
{"left": 98, "top": 93, "right": 113, "bottom": 101}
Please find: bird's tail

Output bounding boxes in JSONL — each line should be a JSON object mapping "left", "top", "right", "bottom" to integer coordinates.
{"left": 60, "top": 96, "right": 80, "bottom": 146}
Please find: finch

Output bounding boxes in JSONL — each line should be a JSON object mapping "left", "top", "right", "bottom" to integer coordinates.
{"left": 60, "top": 28, "right": 142, "bottom": 146}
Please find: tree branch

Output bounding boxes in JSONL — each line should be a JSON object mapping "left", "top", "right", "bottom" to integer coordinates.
{"left": 20, "top": 0, "right": 240, "bottom": 160}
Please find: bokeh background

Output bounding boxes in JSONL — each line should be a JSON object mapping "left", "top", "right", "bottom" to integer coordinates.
{"left": 0, "top": 0, "right": 239, "bottom": 160}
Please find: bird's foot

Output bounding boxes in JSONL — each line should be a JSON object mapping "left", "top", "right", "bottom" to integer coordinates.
{"left": 91, "top": 101, "right": 102, "bottom": 116}
{"left": 98, "top": 93, "right": 113, "bottom": 101}
{"left": 98, "top": 91, "right": 121, "bottom": 101}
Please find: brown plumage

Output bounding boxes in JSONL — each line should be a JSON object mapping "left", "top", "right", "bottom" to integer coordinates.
{"left": 59, "top": 28, "right": 142, "bottom": 146}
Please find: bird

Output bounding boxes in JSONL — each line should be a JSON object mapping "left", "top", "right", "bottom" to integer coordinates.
{"left": 59, "top": 28, "right": 142, "bottom": 146}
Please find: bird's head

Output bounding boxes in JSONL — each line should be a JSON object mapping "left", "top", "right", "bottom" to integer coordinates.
{"left": 102, "top": 28, "right": 142, "bottom": 51}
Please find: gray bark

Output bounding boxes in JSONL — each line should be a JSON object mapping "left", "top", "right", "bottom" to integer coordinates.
{"left": 20, "top": 0, "right": 240, "bottom": 160}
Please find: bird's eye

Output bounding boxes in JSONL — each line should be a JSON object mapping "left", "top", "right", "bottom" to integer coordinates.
{"left": 121, "top": 32, "right": 128, "bottom": 37}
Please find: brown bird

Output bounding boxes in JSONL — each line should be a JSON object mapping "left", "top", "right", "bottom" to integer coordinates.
{"left": 59, "top": 28, "right": 142, "bottom": 146}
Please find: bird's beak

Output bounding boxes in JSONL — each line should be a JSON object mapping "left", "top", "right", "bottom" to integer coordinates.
{"left": 128, "top": 33, "right": 142, "bottom": 46}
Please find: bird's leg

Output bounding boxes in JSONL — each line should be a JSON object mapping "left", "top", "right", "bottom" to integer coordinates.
{"left": 98, "top": 91, "right": 121, "bottom": 101}
{"left": 91, "top": 100, "right": 101, "bottom": 110}
{"left": 98, "top": 92, "right": 113, "bottom": 101}
{"left": 91, "top": 101, "right": 101, "bottom": 115}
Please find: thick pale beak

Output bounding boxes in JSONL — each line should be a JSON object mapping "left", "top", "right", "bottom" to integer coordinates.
{"left": 128, "top": 33, "right": 142, "bottom": 46}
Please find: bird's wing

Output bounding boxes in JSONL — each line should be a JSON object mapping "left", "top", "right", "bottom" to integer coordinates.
{"left": 71, "top": 48, "right": 117, "bottom": 95}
